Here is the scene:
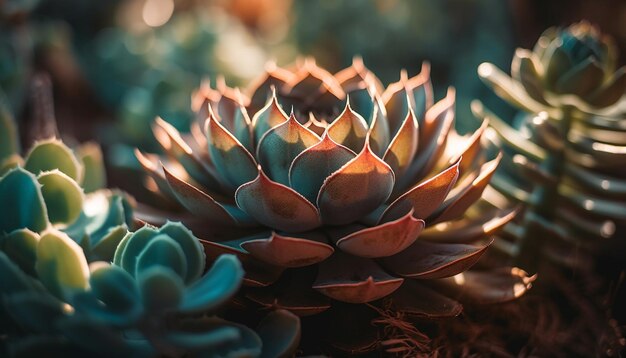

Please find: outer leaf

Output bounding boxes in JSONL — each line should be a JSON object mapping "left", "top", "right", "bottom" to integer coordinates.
{"left": 37, "top": 170, "right": 84, "bottom": 226}
{"left": 258, "top": 310, "right": 301, "bottom": 358}
{"left": 24, "top": 139, "right": 82, "bottom": 182}
{"left": 0, "top": 168, "right": 48, "bottom": 234}
{"left": 138, "top": 266, "right": 184, "bottom": 312}
{"left": 36, "top": 229, "right": 90, "bottom": 300}
{"left": 76, "top": 142, "right": 106, "bottom": 193}
{"left": 241, "top": 231, "right": 334, "bottom": 267}
{"left": 235, "top": 169, "right": 321, "bottom": 232}
{"left": 89, "top": 263, "right": 140, "bottom": 313}
{"left": 2, "top": 229, "right": 40, "bottom": 274}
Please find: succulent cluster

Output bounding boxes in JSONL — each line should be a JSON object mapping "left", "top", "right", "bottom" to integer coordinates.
{"left": 476, "top": 21, "right": 626, "bottom": 270}
{"left": 0, "top": 89, "right": 300, "bottom": 357}
{"left": 136, "top": 58, "right": 533, "bottom": 320}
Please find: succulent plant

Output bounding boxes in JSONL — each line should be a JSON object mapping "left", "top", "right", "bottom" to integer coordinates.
{"left": 1, "top": 223, "right": 301, "bottom": 357}
{"left": 475, "top": 21, "right": 626, "bottom": 271}
{"left": 136, "top": 58, "right": 533, "bottom": 318}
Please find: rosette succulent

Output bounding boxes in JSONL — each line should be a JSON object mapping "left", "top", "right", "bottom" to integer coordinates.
{"left": 1, "top": 223, "right": 300, "bottom": 357}
{"left": 475, "top": 21, "right": 626, "bottom": 270}
{"left": 136, "top": 58, "right": 533, "bottom": 317}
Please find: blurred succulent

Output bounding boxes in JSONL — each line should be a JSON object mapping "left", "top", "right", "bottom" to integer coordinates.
{"left": 136, "top": 58, "right": 533, "bottom": 319}
{"left": 475, "top": 21, "right": 626, "bottom": 271}
{"left": 1, "top": 223, "right": 301, "bottom": 357}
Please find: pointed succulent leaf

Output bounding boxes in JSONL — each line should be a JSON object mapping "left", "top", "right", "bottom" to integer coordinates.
{"left": 241, "top": 231, "right": 334, "bottom": 267}
{"left": 367, "top": 100, "right": 391, "bottom": 156}
{"left": 430, "top": 154, "right": 501, "bottom": 223}
{"left": 136, "top": 235, "right": 188, "bottom": 280}
{"left": 381, "top": 161, "right": 459, "bottom": 223}
{"left": 257, "top": 113, "right": 320, "bottom": 185}
{"left": 76, "top": 142, "right": 106, "bottom": 193}
{"left": 382, "top": 73, "right": 413, "bottom": 137}
{"left": 381, "top": 240, "right": 493, "bottom": 279}
{"left": 327, "top": 101, "right": 369, "bottom": 153}
{"left": 24, "top": 139, "right": 82, "bottom": 182}
{"left": 37, "top": 170, "right": 84, "bottom": 226}
{"left": 257, "top": 310, "right": 301, "bottom": 358}
{"left": 383, "top": 109, "right": 419, "bottom": 176}
{"left": 206, "top": 112, "right": 258, "bottom": 189}
{"left": 180, "top": 254, "right": 244, "bottom": 314}
{"left": 36, "top": 229, "right": 90, "bottom": 300}
{"left": 89, "top": 262, "right": 140, "bottom": 313}
{"left": 0, "top": 168, "right": 48, "bottom": 234}
{"left": 336, "top": 210, "right": 425, "bottom": 258}
{"left": 289, "top": 133, "right": 356, "bottom": 204}
{"left": 422, "top": 206, "right": 518, "bottom": 243}
{"left": 313, "top": 252, "right": 403, "bottom": 303}
{"left": 251, "top": 91, "right": 289, "bottom": 144}
{"left": 2, "top": 229, "right": 40, "bottom": 274}
{"left": 388, "top": 280, "right": 462, "bottom": 318}
{"left": 435, "top": 267, "right": 535, "bottom": 304}
{"left": 235, "top": 169, "right": 321, "bottom": 232}
{"left": 317, "top": 142, "right": 394, "bottom": 225}
{"left": 138, "top": 266, "right": 184, "bottom": 312}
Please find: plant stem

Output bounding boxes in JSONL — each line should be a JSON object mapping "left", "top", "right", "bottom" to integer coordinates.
{"left": 514, "top": 106, "right": 573, "bottom": 273}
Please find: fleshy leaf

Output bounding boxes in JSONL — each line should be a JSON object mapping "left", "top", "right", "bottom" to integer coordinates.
{"left": 256, "top": 113, "right": 320, "bottom": 185}
{"left": 511, "top": 49, "right": 548, "bottom": 104}
{"left": 313, "top": 251, "right": 403, "bottom": 303}
{"left": 381, "top": 240, "right": 493, "bottom": 279}
{"left": 388, "top": 280, "right": 462, "bottom": 318}
{"left": 138, "top": 266, "right": 184, "bottom": 312}
{"left": 76, "top": 142, "right": 106, "bottom": 193}
{"left": 0, "top": 168, "right": 48, "bottom": 234}
{"left": 555, "top": 57, "right": 604, "bottom": 96}
{"left": 289, "top": 133, "right": 356, "bottom": 204}
{"left": 37, "top": 170, "right": 84, "bottom": 226}
{"left": 89, "top": 262, "right": 140, "bottom": 313}
{"left": 206, "top": 111, "right": 258, "bottom": 189}
{"left": 180, "top": 254, "right": 243, "bottom": 314}
{"left": 113, "top": 225, "right": 159, "bottom": 275}
{"left": 241, "top": 231, "right": 334, "bottom": 267}
{"left": 2, "top": 229, "right": 40, "bottom": 274}
{"left": 327, "top": 100, "right": 369, "bottom": 153}
{"left": 317, "top": 142, "right": 394, "bottom": 225}
{"left": 24, "top": 139, "right": 82, "bottom": 182}
{"left": 135, "top": 235, "right": 188, "bottom": 280}
{"left": 382, "top": 109, "right": 419, "bottom": 176}
{"left": 251, "top": 90, "right": 289, "bottom": 144}
{"left": 257, "top": 310, "right": 301, "bottom": 358}
{"left": 381, "top": 161, "right": 459, "bottom": 223}
{"left": 36, "top": 229, "right": 90, "bottom": 300}
{"left": 235, "top": 169, "right": 321, "bottom": 232}
{"left": 335, "top": 210, "right": 425, "bottom": 258}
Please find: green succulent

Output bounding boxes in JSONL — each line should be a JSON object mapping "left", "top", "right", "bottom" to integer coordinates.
{"left": 1, "top": 224, "right": 301, "bottom": 357}
{"left": 475, "top": 21, "right": 626, "bottom": 271}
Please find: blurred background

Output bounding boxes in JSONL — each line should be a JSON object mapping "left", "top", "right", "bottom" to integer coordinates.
{"left": 2, "top": 0, "right": 626, "bottom": 153}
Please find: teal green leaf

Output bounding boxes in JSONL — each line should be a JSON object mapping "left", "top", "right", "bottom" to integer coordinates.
{"left": 89, "top": 263, "right": 140, "bottom": 313}
{"left": 36, "top": 229, "right": 90, "bottom": 300}
{"left": 2, "top": 229, "right": 40, "bottom": 274}
{"left": 0, "top": 154, "right": 23, "bottom": 177}
{"left": 257, "top": 310, "right": 301, "bottom": 358}
{"left": 24, "top": 139, "right": 82, "bottom": 182}
{"left": 0, "top": 251, "right": 40, "bottom": 293}
{"left": 289, "top": 133, "right": 356, "bottom": 204}
{"left": 136, "top": 234, "right": 187, "bottom": 279}
{"left": 37, "top": 170, "right": 84, "bottom": 226}
{"left": 90, "top": 225, "right": 129, "bottom": 262}
{"left": 180, "top": 254, "right": 243, "bottom": 314}
{"left": 157, "top": 221, "right": 205, "bottom": 284}
{"left": 164, "top": 327, "right": 241, "bottom": 351}
{"left": 256, "top": 113, "right": 320, "bottom": 185}
{"left": 113, "top": 225, "right": 159, "bottom": 275}
{"left": 76, "top": 142, "right": 106, "bottom": 193}
{"left": 4, "top": 292, "right": 67, "bottom": 334}
{"left": 138, "top": 266, "right": 184, "bottom": 312}
{"left": 0, "top": 168, "right": 48, "bottom": 234}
